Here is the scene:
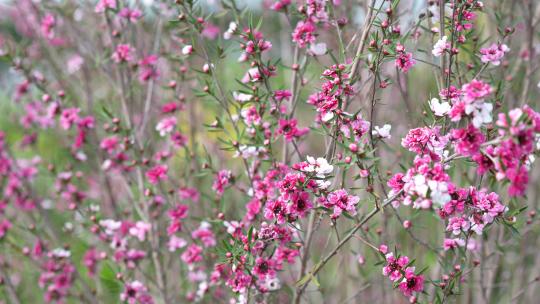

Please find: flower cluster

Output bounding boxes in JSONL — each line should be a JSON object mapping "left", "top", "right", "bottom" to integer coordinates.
{"left": 307, "top": 64, "right": 354, "bottom": 122}
{"left": 380, "top": 246, "right": 425, "bottom": 298}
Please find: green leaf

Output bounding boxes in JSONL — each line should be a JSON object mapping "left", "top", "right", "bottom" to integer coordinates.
{"left": 99, "top": 262, "right": 122, "bottom": 297}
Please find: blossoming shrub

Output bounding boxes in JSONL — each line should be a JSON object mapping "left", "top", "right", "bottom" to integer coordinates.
{"left": 0, "top": 0, "right": 539, "bottom": 303}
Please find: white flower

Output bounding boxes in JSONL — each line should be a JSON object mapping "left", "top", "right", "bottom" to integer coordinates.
{"left": 233, "top": 91, "right": 253, "bottom": 103}
{"left": 51, "top": 248, "right": 71, "bottom": 258}
{"left": 469, "top": 102, "right": 493, "bottom": 128}
{"left": 233, "top": 145, "right": 266, "bottom": 159}
{"left": 428, "top": 180, "right": 451, "bottom": 207}
{"left": 412, "top": 175, "right": 428, "bottom": 197}
{"left": 305, "top": 156, "right": 334, "bottom": 177}
{"left": 99, "top": 219, "right": 122, "bottom": 235}
{"left": 321, "top": 111, "right": 334, "bottom": 122}
{"left": 432, "top": 36, "right": 449, "bottom": 57}
{"left": 223, "top": 22, "right": 237, "bottom": 40}
{"left": 372, "top": 124, "right": 392, "bottom": 139}
{"left": 429, "top": 98, "right": 451, "bottom": 116}
{"left": 264, "top": 277, "right": 281, "bottom": 291}
{"left": 182, "top": 45, "right": 193, "bottom": 55}
{"left": 309, "top": 42, "right": 327, "bottom": 56}
{"left": 315, "top": 180, "right": 331, "bottom": 189}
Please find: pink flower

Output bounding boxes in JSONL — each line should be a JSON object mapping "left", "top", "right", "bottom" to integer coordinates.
{"left": 506, "top": 165, "right": 528, "bottom": 197}
{"left": 306, "top": 0, "right": 329, "bottom": 22}
{"left": 168, "top": 204, "right": 189, "bottom": 235}
{"left": 95, "top": 0, "right": 117, "bottom": 13}
{"left": 145, "top": 165, "right": 168, "bottom": 184}
{"left": 226, "top": 269, "right": 252, "bottom": 293}
{"left": 274, "top": 90, "right": 292, "bottom": 102}
{"left": 67, "top": 55, "right": 84, "bottom": 74}
{"left": 156, "top": 116, "right": 177, "bottom": 136}
{"left": 129, "top": 221, "right": 151, "bottom": 241}
{"left": 292, "top": 21, "right": 316, "bottom": 48}
{"left": 432, "top": 36, "right": 450, "bottom": 57}
{"left": 253, "top": 257, "right": 277, "bottom": 279}
{"left": 287, "top": 191, "right": 313, "bottom": 218}
{"left": 382, "top": 253, "right": 409, "bottom": 281}
{"left": 276, "top": 118, "right": 309, "bottom": 142}
{"left": 191, "top": 222, "right": 216, "bottom": 247}
{"left": 168, "top": 235, "right": 187, "bottom": 252}
{"left": 60, "top": 108, "right": 81, "bottom": 130}
{"left": 462, "top": 79, "right": 492, "bottom": 102}
{"left": 181, "top": 244, "right": 203, "bottom": 264}
{"left": 121, "top": 281, "right": 154, "bottom": 304}
{"left": 271, "top": 0, "right": 291, "bottom": 11}
{"left": 83, "top": 248, "right": 104, "bottom": 277}
{"left": 401, "top": 126, "right": 448, "bottom": 160}
{"left": 0, "top": 219, "right": 12, "bottom": 238}
{"left": 40, "top": 14, "right": 56, "bottom": 39}
{"left": 178, "top": 187, "right": 200, "bottom": 202}
{"left": 398, "top": 268, "right": 424, "bottom": 297}
{"left": 324, "top": 189, "right": 360, "bottom": 218}
{"left": 446, "top": 216, "right": 470, "bottom": 235}
{"left": 451, "top": 124, "right": 485, "bottom": 156}
{"left": 264, "top": 198, "right": 288, "bottom": 224}
{"left": 119, "top": 8, "right": 142, "bottom": 23}
{"left": 388, "top": 173, "right": 405, "bottom": 194}
{"left": 212, "top": 170, "right": 232, "bottom": 197}
{"left": 443, "top": 238, "right": 465, "bottom": 251}
{"left": 112, "top": 44, "right": 135, "bottom": 63}
{"left": 100, "top": 136, "right": 120, "bottom": 154}
{"left": 395, "top": 46, "right": 416, "bottom": 73}
{"left": 138, "top": 55, "right": 159, "bottom": 82}
{"left": 480, "top": 43, "right": 510, "bottom": 66}
{"left": 202, "top": 23, "right": 220, "bottom": 40}
{"left": 241, "top": 105, "right": 262, "bottom": 126}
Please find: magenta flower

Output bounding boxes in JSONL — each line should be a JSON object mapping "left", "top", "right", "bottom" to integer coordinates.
{"left": 145, "top": 165, "right": 168, "bottom": 184}
{"left": 112, "top": 44, "right": 135, "bottom": 63}
{"left": 395, "top": 49, "right": 416, "bottom": 73}
{"left": 451, "top": 124, "right": 485, "bottom": 157}
{"left": 264, "top": 198, "right": 288, "bottom": 224}
{"left": 40, "top": 14, "right": 55, "bottom": 39}
{"left": 95, "top": 0, "right": 116, "bottom": 13}
{"left": 274, "top": 89, "right": 292, "bottom": 102}
{"left": 398, "top": 268, "right": 424, "bottom": 297}
{"left": 138, "top": 55, "right": 159, "bottom": 82}
{"left": 212, "top": 170, "right": 232, "bottom": 197}
{"left": 253, "top": 257, "right": 277, "bottom": 279}
{"left": 181, "top": 244, "right": 203, "bottom": 264}
{"left": 382, "top": 252, "right": 409, "bottom": 282}
{"left": 276, "top": 118, "right": 309, "bottom": 142}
